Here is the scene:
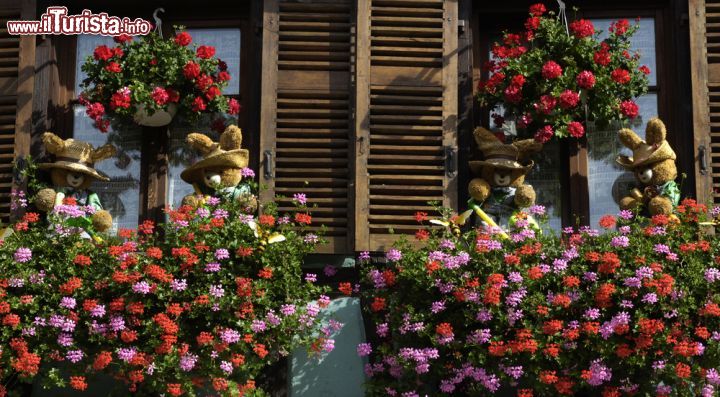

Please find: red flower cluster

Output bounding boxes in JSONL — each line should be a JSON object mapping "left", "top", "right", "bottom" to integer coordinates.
{"left": 477, "top": 4, "right": 649, "bottom": 141}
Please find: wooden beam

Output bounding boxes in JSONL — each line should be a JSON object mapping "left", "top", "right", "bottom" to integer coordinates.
{"left": 354, "top": 0, "right": 371, "bottom": 252}
{"left": 259, "top": 0, "right": 279, "bottom": 206}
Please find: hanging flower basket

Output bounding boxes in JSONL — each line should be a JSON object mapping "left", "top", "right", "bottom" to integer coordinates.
{"left": 133, "top": 103, "right": 178, "bottom": 127}
{"left": 79, "top": 28, "right": 241, "bottom": 132}
{"left": 477, "top": 3, "right": 650, "bottom": 143}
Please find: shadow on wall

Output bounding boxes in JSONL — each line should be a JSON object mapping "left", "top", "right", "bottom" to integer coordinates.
{"left": 291, "top": 297, "right": 366, "bottom": 397}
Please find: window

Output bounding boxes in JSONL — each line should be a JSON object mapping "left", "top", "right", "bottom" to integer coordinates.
{"left": 479, "top": 25, "right": 565, "bottom": 231}
{"left": 167, "top": 28, "right": 242, "bottom": 208}
{"left": 74, "top": 35, "right": 142, "bottom": 232}
{"left": 587, "top": 18, "right": 658, "bottom": 226}
{"left": 473, "top": 4, "right": 668, "bottom": 229}
{"left": 67, "top": 16, "right": 250, "bottom": 227}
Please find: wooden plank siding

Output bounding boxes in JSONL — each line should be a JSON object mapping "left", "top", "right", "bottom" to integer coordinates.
{"left": 0, "top": 0, "right": 35, "bottom": 222}
{"left": 691, "top": 0, "right": 720, "bottom": 205}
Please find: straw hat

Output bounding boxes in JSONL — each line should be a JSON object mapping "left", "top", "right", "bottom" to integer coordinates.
{"left": 616, "top": 139, "right": 676, "bottom": 170}
{"left": 180, "top": 125, "right": 249, "bottom": 184}
{"left": 38, "top": 132, "right": 116, "bottom": 182}
{"left": 469, "top": 127, "right": 536, "bottom": 175}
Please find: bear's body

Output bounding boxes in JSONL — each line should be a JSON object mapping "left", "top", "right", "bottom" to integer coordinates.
{"left": 180, "top": 125, "right": 257, "bottom": 211}
{"left": 468, "top": 128, "right": 541, "bottom": 225}
{"left": 36, "top": 133, "right": 115, "bottom": 233}
{"left": 616, "top": 118, "right": 679, "bottom": 216}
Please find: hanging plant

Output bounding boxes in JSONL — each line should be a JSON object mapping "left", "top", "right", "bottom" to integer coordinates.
{"left": 477, "top": 3, "right": 650, "bottom": 143}
{"left": 79, "top": 28, "right": 241, "bottom": 132}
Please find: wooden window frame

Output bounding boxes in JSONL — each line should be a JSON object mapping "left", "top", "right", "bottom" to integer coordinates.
{"left": 45, "top": 2, "right": 259, "bottom": 226}
{"left": 470, "top": 1, "right": 677, "bottom": 227}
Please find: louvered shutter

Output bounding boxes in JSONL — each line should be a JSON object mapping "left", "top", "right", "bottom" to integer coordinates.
{"left": 354, "top": 0, "right": 458, "bottom": 251}
{"left": 260, "top": 0, "right": 353, "bottom": 253}
{"left": 0, "top": 0, "right": 34, "bottom": 222}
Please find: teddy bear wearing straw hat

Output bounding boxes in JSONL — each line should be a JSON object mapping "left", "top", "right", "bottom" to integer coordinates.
{"left": 180, "top": 124, "right": 257, "bottom": 211}
{"left": 616, "top": 117, "right": 680, "bottom": 216}
{"left": 468, "top": 127, "right": 542, "bottom": 226}
{"left": 35, "top": 132, "right": 116, "bottom": 233}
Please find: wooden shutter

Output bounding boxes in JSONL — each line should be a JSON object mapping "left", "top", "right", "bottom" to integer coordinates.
{"left": 260, "top": 0, "right": 353, "bottom": 253}
{"left": 0, "top": 0, "right": 34, "bottom": 222}
{"left": 354, "top": 0, "right": 458, "bottom": 251}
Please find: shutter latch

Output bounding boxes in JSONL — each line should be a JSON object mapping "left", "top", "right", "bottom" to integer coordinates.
{"left": 264, "top": 150, "right": 274, "bottom": 180}
{"left": 445, "top": 146, "right": 457, "bottom": 177}
{"left": 699, "top": 144, "right": 708, "bottom": 175}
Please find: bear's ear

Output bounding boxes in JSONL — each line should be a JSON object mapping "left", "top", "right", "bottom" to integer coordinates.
{"left": 187, "top": 133, "right": 216, "bottom": 156}
{"left": 42, "top": 132, "right": 65, "bottom": 155}
{"left": 473, "top": 127, "right": 501, "bottom": 151}
{"left": 92, "top": 144, "right": 116, "bottom": 163}
{"left": 618, "top": 128, "right": 643, "bottom": 150}
{"left": 513, "top": 139, "right": 542, "bottom": 160}
{"left": 645, "top": 117, "right": 667, "bottom": 145}
{"left": 220, "top": 125, "right": 243, "bottom": 150}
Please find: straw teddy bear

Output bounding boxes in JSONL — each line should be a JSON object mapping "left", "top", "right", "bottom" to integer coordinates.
{"left": 35, "top": 132, "right": 116, "bottom": 233}
{"left": 181, "top": 125, "right": 257, "bottom": 211}
{"left": 616, "top": 117, "right": 680, "bottom": 216}
{"left": 468, "top": 127, "right": 542, "bottom": 224}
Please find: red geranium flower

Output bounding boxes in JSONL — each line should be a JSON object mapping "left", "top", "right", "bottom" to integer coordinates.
{"left": 529, "top": 3, "right": 547, "bottom": 16}
{"left": 93, "top": 45, "right": 113, "bottom": 61}
{"left": 525, "top": 16, "right": 540, "bottom": 31}
{"left": 534, "top": 125, "right": 554, "bottom": 143}
{"left": 227, "top": 98, "right": 241, "bottom": 115}
{"left": 611, "top": 69, "right": 631, "bottom": 84}
{"left": 567, "top": 121, "right": 585, "bottom": 138}
{"left": 610, "top": 19, "right": 631, "bottom": 35}
{"left": 541, "top": 60, "right": 562, "bottom": 79}
{"left": 569, "top": 19, "right": 595, "bottom": 38}
{"left": 196, "top": 45, "right": 216, "bottom": 59}
{"left": 620, "top": 100, "right": 639, "bottom": 118}
{"left": 174, "top": 31, "right": 192, "bottom": 46}
{"left": 205, "top": 86, "right": 222, "bottom": 101}
{"left": 105, "top": 61, "right": 121, "bottom": 73}
{"left": 151, "top": 87, "right": 169, "bottom": 106}
{"left": 576, "top": 70, "right": 596, "bottom": 89}
{"left": 183, "top": 61, "right": 201, "bottom": 80}
{"left": 114, "top": 34, "right": 132, "bottom": 43}
{"left": 559, "top": 90, "right": 580, "bottom": 109}
{"left": 191, "top": 97, "right": 206, "bottom": 112}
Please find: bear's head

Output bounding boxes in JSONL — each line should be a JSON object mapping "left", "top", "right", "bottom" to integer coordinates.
{"left": 39, "top": 132, "right": 116, "bottom": 189}
{"left": 617, "top": 118, "right": 677, "bottom": 187}
{"left": 181, "top": 125, "right": 249, "bottom": 190}
{"left": 470, "top": 127, "right": 541, "bottom": 189}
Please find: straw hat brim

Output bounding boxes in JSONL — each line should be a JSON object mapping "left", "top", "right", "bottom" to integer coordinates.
{"left": 469, "top": 159, "right": 534, "bottom": 175}
{"left": 615, "top": 141, "right": 677, "bottom": 170}
{"left": 38, "top": 161, "right": 110, "bottom": 182}
{"left": 180, "top": 149, "right": 249, "bottom": 184}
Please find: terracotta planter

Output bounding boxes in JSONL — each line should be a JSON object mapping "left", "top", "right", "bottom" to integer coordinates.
{"left": 133, "top": 103, "right": 177, "bottom": 127}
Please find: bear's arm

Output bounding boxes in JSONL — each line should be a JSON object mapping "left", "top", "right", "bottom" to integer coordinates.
{"left": 514, "top": 184, "right": 536, "bottom": 208}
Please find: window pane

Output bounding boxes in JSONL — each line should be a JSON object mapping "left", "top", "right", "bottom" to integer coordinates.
{"left": 167, "top": 28, "right": 242, "bottom": 208}
{"left": 485, "top": 36, "right": 562, "bottom": 231}
{"left": 592, "top": 18, "right": 656, "bottom": 86}
{"left": 524, "top": 140, "right": 563, "bottom": 231}
{"left": 587, "top": 93, "right": 658, "bottom": 227}
{"left": 185, "top": 28, "right": 241, "bottom": 95}
{"left": 74, "top": 35, "right": 142, "bottom": 231}
{"left": 167, "top": 119, "right": 221, "bottom": 208}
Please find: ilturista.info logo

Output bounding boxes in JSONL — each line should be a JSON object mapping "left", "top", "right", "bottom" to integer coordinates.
{"left": 7, "top": 7, "right": 152, "bottom": 36}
